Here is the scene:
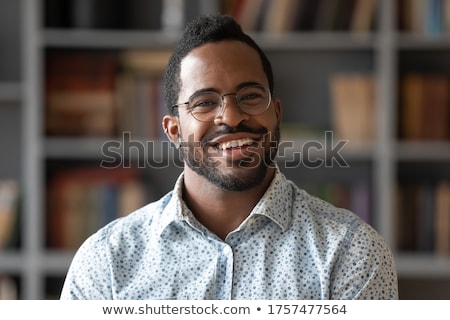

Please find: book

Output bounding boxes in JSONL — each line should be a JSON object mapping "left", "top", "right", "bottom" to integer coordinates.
{"left": 119, "top": 49, "right": 171, "bottom": 76}
{"left": 329, "top": 73, "right": 375, "bottom": 144}
{"left": 333, "top": 0, "right": 356, "bottom": 31}
{"left": 128, "top": 0, "right": 163, "bottom": 30}
{"left": 46, "top": 91, "right": 116, "bottom": 136}
{"left": 434, "top": 180, "right": 450, "bottom": 256}
{"left": 424, "top": 0, "right": 443, "bottom": 36}
{"left": 422, "top": 74, "right": 449, "bottom": 140}
{"left": 349, "top": 181, "right": 371, "bottom": 224}
{"left": 294, "top": 0, "right": 321, "bottom": 31}
{"left": 315, "top": 0, "right": 341, "bottom": 31}
{"left": 0, "top": 276, "right": 18, "bottom": 300}
{"left": 350, "top": 0, "right": 377, "bottom": 32}
{"left": 396, "top": 180, "right": 450, "bottom": 254}
{"left": 232, "top": 0, "right": 265, "bottom": 32}
{"left": 46, "top": 167, "right": 147, "bottom": 250}
{"left": 396, "top": 183, "right": 420, "bottom": 251}
{"left": 115, "top": 49, "right": 171, "bottom": 138}
{"left": 444, "top": 0, "right": 450, "bottom": 33}
{"left": 115, "top": 72, "right": 166, "bottom": 138}
{"left": 399, "top": 0, "right": 426, "bottom": 33}
{"left": 116, "top": 49, "right": 171, "bottom": 138}
{"left": 400, "top": 73, "right": 449, "bottom": 140}
{"left": 399, "top": 0, "right": 447, "bottom": 35}
{"left": 45, "top": 50, "right": 119, "bottom": 137}
{"left": 416, "top": 182, "right": 435, "bottom": 252}
{"left": 0, "top": 180, "right": 19, "bottom": 250}
{"left": 117, "top": 179, "right": 148, "bottom": 217}
{"left": 262, "top": 0, "right": 301, "bottom": 33}
{"left": 399, "top": 73, "right": 423, "bottom": 140}
{"left": 394, "top": 184, "right": 404, "bottom": 251}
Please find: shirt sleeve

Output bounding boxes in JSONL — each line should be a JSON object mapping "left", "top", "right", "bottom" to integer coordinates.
{"left": 60, "top": 229, "right": 113, "bottom": 300}
{"left": 329, "top": 221, "right": 398, "bottom": 299}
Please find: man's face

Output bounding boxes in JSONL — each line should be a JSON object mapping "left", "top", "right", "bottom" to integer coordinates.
{"left": 168, "top": 40, "right": 281, "bottom": 191}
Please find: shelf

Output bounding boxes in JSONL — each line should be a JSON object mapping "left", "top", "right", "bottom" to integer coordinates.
{"left": 43, "top": 29, "right": 181, "bottom": 49}
{"left": 0, "top": 251, "right": 72, "bottom": 274}
{"left": 279, "top": 137, "right": 375, "bottom": 162}
{"left": 396, "top": 253, "right": 450, "bottom": 277}
{"left": 0, "top": 83, "right": 21, "bottom": 103}
{"left": 397, "top": 33, "right": 450, "bottom": 50}
{"left": 0, "top": 251, "right": 24, "bottom": 272}
{"left": 252, "top": 32, "right": 377, "bottom": 51}
{"left": 45, "top": 137, "right": 172, "bottom": 161}
{"left": 45, "top": 137, "right": 116, "bottom": 159}
{"left": 42, "top": 29, "right": 378, "bottom": 51}
{"left": 41, "top": 251, "right": 74, "bottom": 273}
{"left": 395, "top": 141, "right": 450, "bottom": 161}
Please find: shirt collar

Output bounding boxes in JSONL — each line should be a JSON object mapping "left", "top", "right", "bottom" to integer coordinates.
{"left": 156, "top": 166, "right": 293, "bottom": 237}
{"left": 250, "top": 167, "right": 293, "bottom": 232}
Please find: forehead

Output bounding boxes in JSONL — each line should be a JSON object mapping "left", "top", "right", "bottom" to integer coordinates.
{"left": 179, "top": 40, "right": 268, "bottom": 94}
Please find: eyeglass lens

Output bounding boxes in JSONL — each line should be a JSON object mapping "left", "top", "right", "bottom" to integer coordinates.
{"left": 189, "top": 85, "right": 270, "bottom": 121}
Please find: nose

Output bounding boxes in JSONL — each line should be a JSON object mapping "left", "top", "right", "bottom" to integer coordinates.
{"left": 213, "top": 94, "right": 249, "bottom": 127}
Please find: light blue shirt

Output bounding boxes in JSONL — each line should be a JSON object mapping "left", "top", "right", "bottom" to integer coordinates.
{"left": 61, "top": 168, "right": 398, "bottom": 299}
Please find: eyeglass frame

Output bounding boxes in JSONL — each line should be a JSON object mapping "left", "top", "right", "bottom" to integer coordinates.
{"left": 170, "top": 84, "right": 272, "bottom": 122}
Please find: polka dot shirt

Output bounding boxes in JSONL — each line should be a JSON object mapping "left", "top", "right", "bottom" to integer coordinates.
{"left": 60, "top": 168, "right": 398, "bottom": 300}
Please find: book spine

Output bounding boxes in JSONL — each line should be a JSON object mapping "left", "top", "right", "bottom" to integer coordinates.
{"left": 0, "top": 180, "right": 19, "bottom": 250}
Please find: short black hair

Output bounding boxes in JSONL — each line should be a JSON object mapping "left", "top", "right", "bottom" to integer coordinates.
{"left": 163, "top": 14, "right": 274, "bottom": 115}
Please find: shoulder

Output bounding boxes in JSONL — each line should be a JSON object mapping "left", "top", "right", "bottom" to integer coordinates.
{"left": 290, "top": 182, "right": 362, "bottom": 227}
{"left": 288, "top": 184, "right": 397, "bottom": 298}
{"left": 82, "top": 191, "right": 174, "bottom": 251}
{"left": 289, "top": 182, "right": 388, "bottom": 249}
{"left": 60, "top": 192, "right": 175, "bottom": 299}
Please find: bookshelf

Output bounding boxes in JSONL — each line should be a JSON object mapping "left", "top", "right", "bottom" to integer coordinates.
{"left": 1, "top": 0, "right": 449, "bottom": 299}
{"left": 0, "top": 0, "right": 22, "bottom": 300}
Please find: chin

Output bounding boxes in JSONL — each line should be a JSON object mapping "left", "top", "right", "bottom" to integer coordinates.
{"left": 203, "top": 159, "right": 271, "bottom": 192}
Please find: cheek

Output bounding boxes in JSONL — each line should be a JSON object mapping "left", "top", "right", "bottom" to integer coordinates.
{"left": 262, "top": 108, "right": 281, "bottom": 131}
{"left": 178, "top": 115, "right": 208, "bottom": 143}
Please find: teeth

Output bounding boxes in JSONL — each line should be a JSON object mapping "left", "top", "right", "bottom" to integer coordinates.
{"left": 218, "top": 138, "right": 254, "bottom": 150}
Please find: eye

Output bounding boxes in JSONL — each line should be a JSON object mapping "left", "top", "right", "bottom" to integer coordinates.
{"left": 240, "top": 92, "right": 263, "bottom": 101}
{"left": 238, "top": 87, "right": 267, "bottom": 105}
{"left": 193, "top": 100, "right": 218, "bottom": 108}
{"left": 189, "top": 93, "right": 220, "bottom": 113}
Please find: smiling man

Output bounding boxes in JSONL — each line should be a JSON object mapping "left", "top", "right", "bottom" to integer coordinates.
{"left": 61, "top": 14, "right": 398, "bottom": 300}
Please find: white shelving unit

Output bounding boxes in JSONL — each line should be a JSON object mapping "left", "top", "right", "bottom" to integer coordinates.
{"left": 1, "top": 0, "right": 449, "bottom": 299}
{"left": 0, "top": 83, "right": 22, "bottom": 103}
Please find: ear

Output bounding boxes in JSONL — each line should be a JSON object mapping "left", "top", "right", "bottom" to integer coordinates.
{"left": 162, "top": 115, "right": 180, "bottom": 145}
{"left": 273, "top": 98, "right": 282, "bottom": 126}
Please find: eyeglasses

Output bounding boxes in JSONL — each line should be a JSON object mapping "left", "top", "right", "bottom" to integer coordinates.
{"left": 171, "top": 84, "right": 272, "bottom": 122}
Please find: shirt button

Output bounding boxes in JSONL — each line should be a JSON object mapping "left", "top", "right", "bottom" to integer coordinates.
{"left": 222, "top": 246, "right": 232, "bottom": 255}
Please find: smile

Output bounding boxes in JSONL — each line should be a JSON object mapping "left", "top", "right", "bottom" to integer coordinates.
{"left": 217, "top": 138, "right": 256, "bottom": 150}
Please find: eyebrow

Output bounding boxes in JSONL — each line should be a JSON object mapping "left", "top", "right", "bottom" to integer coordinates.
{"left": 189, "top": 81, "right": 265, "bottom": 98}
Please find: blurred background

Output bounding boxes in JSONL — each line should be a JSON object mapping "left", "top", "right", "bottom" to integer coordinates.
{"left": 0, "top": 0, "right": 449, "bottom": 299}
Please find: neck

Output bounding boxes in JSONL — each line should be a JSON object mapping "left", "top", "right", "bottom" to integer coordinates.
{"left": 182, "top": 166, "right": 276, "bottom": 240}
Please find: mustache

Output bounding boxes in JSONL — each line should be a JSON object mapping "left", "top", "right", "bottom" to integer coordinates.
{"left": 200, "top": 123, "right": 269, "bottom": 146}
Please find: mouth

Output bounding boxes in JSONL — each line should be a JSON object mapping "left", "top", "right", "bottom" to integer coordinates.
{"left": 207, "top": 132, "right": 262, "bottom": 150}
{"left": 216, "top": 138, "right": 257, "bottom": 150}
{"left": 204, "top": 134, "right": 263, "bottom": 163}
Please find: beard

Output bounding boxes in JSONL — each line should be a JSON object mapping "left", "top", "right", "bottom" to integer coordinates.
{"left": 179, "top": 123, "right": 280, "bottom": 191}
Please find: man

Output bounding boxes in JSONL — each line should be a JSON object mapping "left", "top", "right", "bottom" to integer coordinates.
{"left": 61, "top": 14, "right": 398, "bottom": 299}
